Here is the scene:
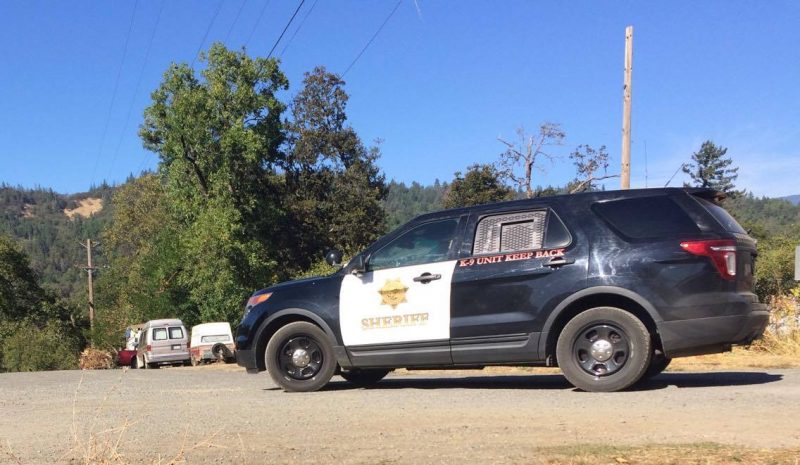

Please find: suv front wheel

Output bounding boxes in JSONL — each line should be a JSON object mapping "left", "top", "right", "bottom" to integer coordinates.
{"left": 265, "top": 322, "right": 337, "bottom": 392}
{"left": 556, "top": 307, "right": 651, "bottom": 392}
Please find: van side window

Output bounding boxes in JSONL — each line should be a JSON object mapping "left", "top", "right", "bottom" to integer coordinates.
{"left": 169, "top": 327, "right": 184, "bottom": 339}
{"left": 153, "top": 328, "right": 168, "bottom": 341}
{"left": 473, "top": 210, "right": 550, "bottom": 254}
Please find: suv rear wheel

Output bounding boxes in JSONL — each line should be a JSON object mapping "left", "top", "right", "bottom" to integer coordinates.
{"left": 556, "top": 307, "right": 651, "bottom": 392}
{"left": 265, "top": 322, "right": 336, "bottom": 392}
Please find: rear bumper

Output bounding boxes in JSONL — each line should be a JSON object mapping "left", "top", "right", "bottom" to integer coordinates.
{"left": 659, "top": 304, "right": 769, "bottom": 358}
{"left": 236, "top": 349, "right": 261, "bottom": 374}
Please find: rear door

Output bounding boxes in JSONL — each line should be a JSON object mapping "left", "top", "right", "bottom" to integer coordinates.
{"left": 340, "top": 217, "right": 463, "bottom": 366}
{"left": 449, "top": 205, "right": 587, "bottom": 363}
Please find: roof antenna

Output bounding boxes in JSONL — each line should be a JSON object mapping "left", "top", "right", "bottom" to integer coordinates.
{"left": 664, "top": 163, "right": 686, "bottom": 187}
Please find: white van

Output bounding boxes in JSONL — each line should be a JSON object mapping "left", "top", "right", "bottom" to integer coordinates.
{"left": 135, "top": 319, "right": 190, "bottom": 369}
{"left": 189, "top": 322, "right": 235, "bottom": 365}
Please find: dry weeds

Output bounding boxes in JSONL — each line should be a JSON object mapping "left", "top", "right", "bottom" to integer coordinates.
{"left": 534, "top": 443, "right": 800, "bottom": 465}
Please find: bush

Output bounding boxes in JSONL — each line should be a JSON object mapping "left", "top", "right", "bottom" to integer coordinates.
{"left": 0, "top": 321, "right": 80, "bottom": 372}
{"left": 752, "top": 287, "right": 800, "bottom": 356}
{"left": 78, "top": 347, "right": 114, "bottom": 370}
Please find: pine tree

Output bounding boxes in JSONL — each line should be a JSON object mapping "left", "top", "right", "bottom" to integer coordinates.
{"left": 682, "top": 141, "right": 739, "bottom": 194}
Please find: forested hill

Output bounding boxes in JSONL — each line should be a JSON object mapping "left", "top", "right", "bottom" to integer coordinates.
{"left": 0, "top": 183, "right": 115, "bottom": 299}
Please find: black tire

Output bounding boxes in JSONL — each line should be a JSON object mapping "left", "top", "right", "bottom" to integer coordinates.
{"left": 556, "top": 307, "right": 651, "bottom": 392}
{"left": 341, "top": 369, "right": 391, "bottom": 387}
{"left": 131, "top": 357, "right": 138, "bottom": 369}
{"left": 265, "top": 322, "right": 337, "bottom": 392}
{"left": 642, "top": 353, "right": 672, "bottom": 380}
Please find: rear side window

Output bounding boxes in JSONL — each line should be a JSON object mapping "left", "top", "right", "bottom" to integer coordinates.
{"left": 473, "top": 210, "right": 570, "bottom": 254}
{"left": 169, "top": 327, "right": 184, "bottom": 339}
{"left": 593, "top": 196, "right": 700, "bottom": 240}
{"left": 695, "top": 198, "right": 747, "bottom": 234}
{"left": 153, "top": 328, "right": 168, "bottom": 341}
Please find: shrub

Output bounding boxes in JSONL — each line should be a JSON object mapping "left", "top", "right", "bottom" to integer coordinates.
{"left": 78, "top": 347, "right": 114, "bottom": 370}
{"left": 0, "top": 321, "right": 80, "bottom": 372}
{"left": 752, "top": 287, "right": 800, "bottom": 356}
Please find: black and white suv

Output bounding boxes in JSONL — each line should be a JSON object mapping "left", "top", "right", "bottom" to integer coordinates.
{"left": 236, "top": 187, "right": 769, "bottom": 392}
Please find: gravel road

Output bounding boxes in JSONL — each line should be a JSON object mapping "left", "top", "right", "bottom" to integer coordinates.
{"left": 1, "top": 366, "right": 798, "bottom": 464}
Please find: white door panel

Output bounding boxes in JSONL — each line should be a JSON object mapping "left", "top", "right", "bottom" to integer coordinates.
{"left": 340, "top": 261, "right": 456, "bottom": 346}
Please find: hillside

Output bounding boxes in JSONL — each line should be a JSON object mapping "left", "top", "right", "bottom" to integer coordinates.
{"left": 781, "top": 194, "right": 800, "bottom": 206}
{"left": 0, "top": 183, "right": 114, "bottom": 299}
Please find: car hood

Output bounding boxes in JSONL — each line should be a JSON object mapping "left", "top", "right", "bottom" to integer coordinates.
{"left": 262, "top": 273, "right": 339, "bottom": 293}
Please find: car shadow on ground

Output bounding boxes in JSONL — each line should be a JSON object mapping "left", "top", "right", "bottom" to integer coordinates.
{"left": 294, "top": 371, "right": 784, "bottom": 392}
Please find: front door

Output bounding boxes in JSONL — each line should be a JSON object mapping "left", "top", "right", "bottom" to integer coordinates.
{"left": 339, "top": 217, "right": 461, "bottom": 367}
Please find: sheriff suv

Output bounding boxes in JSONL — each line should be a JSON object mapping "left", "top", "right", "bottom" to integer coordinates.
{"left": 235, "top": 188, "right": 768, "bottom": 392}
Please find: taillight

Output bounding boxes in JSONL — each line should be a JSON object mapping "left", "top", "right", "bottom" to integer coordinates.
{"left": 680, "top": 239, "right": 737, "bottom": 280}
{"left": 146, "top": 344, "right": 152, "bottom": 352}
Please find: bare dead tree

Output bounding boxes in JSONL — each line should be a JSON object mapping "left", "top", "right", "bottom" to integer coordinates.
{"left": 497, "top": 122, "right": 565, "bottom": 198}
{"left": 568, "top": 144, "right": 619, "bottom": 193}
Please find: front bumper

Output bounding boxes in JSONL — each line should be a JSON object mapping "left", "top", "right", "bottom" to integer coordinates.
{"left": 659, "top": 304, "right": 769, "bottom": 358}
{"left": 236, "top": 349, "right": 260, "bottom": 374}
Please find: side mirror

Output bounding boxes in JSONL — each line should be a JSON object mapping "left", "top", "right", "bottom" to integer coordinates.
{"left": 351, "top": 255, "right": 367, "bottom": 274}
{"left": 325, "top": 249, "right": 343, "bottom": 267}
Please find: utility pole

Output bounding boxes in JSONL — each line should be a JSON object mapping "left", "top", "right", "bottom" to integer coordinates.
{"left": 620, "top": 25, "right": 634, "bottom": 189}
{"left": 81, "top": 239, "right": 98, "bottom": 334}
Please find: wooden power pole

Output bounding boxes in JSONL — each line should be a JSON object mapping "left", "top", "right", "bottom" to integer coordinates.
{"left": 620, "top": 25, "right": 634, "bottom": 189}
{"left": 81, "top": 239, "right": 98, "bottom": 332}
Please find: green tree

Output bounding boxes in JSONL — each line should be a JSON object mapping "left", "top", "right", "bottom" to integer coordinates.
{"left": 0, "top": 234, "right": 44, "bottom": 321}
{"left": 139, "top": 43, "right": 289, "bottom": 323}
{"left": 94, "top": 174, "right": 194, "bottom": 348}
{"left": 283, "top": 67, "right": 387, "bottom": 259}
{"left": 443, "top": 164, "right": 514, "bottom": 209}
{"left": 682, "top": 141, "right": 739, "bottom": 194}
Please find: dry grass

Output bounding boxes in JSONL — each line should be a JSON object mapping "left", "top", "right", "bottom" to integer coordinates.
{"left": 62, "top": 372, "right": 243, "bottom": 465}
{"left": 534, "top": 443, "right": 800, "bottom": 465}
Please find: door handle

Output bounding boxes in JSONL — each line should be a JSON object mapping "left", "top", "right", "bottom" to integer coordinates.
{"left": 413, "top": 273, "right": 442, "bottom": 283}
{"left": 543, "top": 256, "right": 574, "bottom": 268}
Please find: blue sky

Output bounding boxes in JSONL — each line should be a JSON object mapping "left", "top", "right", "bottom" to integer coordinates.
{"left": 0, "top": 1, "right": 798, "bottom": 196}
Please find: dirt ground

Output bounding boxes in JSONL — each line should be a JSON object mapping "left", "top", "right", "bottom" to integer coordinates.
{"left": 1, "top": 364, "right": 799, "bottom": 464}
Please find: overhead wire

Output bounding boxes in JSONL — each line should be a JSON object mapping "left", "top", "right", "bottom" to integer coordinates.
{"left": 90, "top": 0, "right": 139, "bottom": 187}
{"left": 191, "top": 0, "right": 225, "bottom": 67}
{"left": 244, "top": 0, "right": 271, "bottom": 48}
{"left": 224, "top": 0, "right": 249, "bottom": 44}
{"left": 108, "top": 0, "right": 165, "bottom": 180}
{"left": 279, "top": 0, "right": 319, "bottom": 58}
{"left": 341, "top": 0, "right": 402, "bottom": 78}
{"left": 266, "top": 0, "right": 306, "bottom": 59}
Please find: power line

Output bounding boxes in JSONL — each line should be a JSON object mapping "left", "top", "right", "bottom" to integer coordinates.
{"left": 224, "top": 0, "right": 249, "bottom": 44}
{"left": 267, "top": 0, "right": 306, "bottom": 59}
{"left": 279, "top": 0, "right": 319, "bottom": 58}
{"left": 245, "top": 0, "right": 272, "bottom": 48}
{"left": 107, "top": 0, "right": 165, "bottom": 181}
{"left": 90, "top": 0, "right": 139, "bottom": 187}
{"left": 191, "top": 0, "right": 225, "bottom": 67}
{"left": 341, "top": 0, "right": 402, "bottom": 78}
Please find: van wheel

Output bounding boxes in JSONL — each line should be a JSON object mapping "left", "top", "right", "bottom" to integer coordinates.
{"left": 341, "top": 369, "right": 391, "bottom": 387}
{"left": 265, "top": 322, "right": 336, "bottom": 393}
{"left": 556, "top": 307, "right": 651, "bottom": 392}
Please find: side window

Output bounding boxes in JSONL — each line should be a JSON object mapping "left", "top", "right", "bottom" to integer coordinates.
{"left": 593, "top": 196, "right": 700, "bottom": 240}
{"left": 368, "top": 218, "right": 459, "bottom": 271}
{"left": 169, "top": 327, "right": 184, "bottom": 339}
{"left": 153, "top": 328, "right": 168, "bottom": 341}
{"left": 473, "top": 210, "right": 554, "bottom": 255}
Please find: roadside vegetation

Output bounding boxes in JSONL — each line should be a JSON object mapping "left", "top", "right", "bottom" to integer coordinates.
{"left": 0, "top": 43, "right": 799, "bottom": 372}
